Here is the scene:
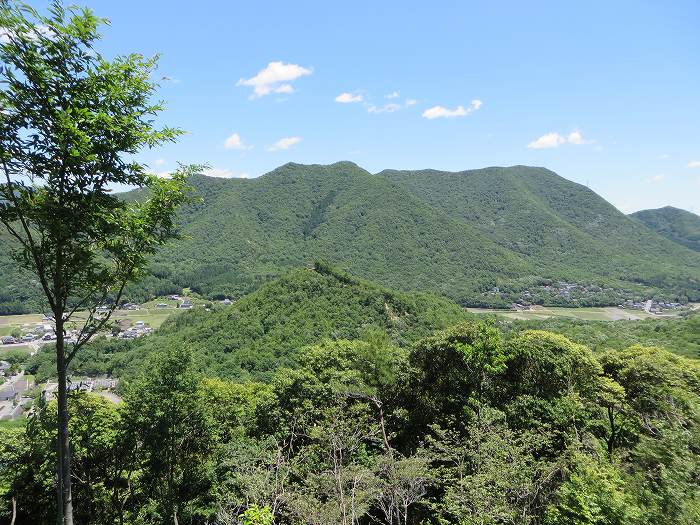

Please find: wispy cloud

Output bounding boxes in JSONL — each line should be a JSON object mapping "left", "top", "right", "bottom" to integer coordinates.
{"left": 335, "top": 92, "right": 364, "bottom": 103}
{"left": 405, "top": 98, "right": 417, "bottom": 107}
{"left": 688, "top": 160, "right": 700, "bottom": 168}
{"left": 385, "top": 91, "right": 400, "bottom": 99}
{"left": 527, "top": 129, "right": 593, "bottom": 149}
{"left": 154, "top": 158, "right": 166, "bottom": 166}
{"left": 368, "top": 103, "right": 401, "bottom": 114}
{"left": 422, "top": 100, "right": 482, "bottom": 119}
{"left": 224, "top": 132, "right": 253, "bottom": 151}
{"left": 648, "top": 174, "right": 666, "bottom": 183}
{"left": 237, "top": 61, "right": 312, "bottom": 99}
{"left": 268, "top": 136, "right": 303, "bottom": 151}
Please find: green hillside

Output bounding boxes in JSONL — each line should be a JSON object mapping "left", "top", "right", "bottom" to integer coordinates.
{"left": 631, "top": 206, "right": 700, "bottom": 252}
{"left": 128, "top": 161, "right": 533, "bottom": 305}
{"left": 37, "top": 264, "right": 468, "bottom": 381}
{"left": 379, "top": 166, "right": 700, "bottom": 300}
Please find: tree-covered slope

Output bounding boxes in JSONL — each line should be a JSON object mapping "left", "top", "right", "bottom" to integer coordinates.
{"left": 631, "top": 206, "right": 700, "bottom": 252}
{"left": 55, "top": 264, "right": 468, "bottom": 382}
{"left": 136, "top": 161, "right": 533, "bottom": 304}
{"left": 379, "top": 166, "right": 700, "bottom": 295}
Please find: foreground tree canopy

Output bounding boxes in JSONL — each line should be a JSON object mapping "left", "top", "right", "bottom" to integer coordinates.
{"left": 2, "top": 321, "right": 699, "bottom": 524}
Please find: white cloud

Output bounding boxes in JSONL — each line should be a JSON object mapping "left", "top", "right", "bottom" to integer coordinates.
{"left": 528, "top": 129, "right": 592, "bottom": 149}
{"left": 268, "top": 136, "right": 302, "bottom": 151}
{"left": 405, "top": 98, "right": 417, "bottom": 107}
{"left": 224, "top": 132, "right": 253, "bottom": 151}
{"left": 567, "top": 130, "right": 586, "bottom": 145}
{"left": 154, "top": 158, "right": 166, "bottom": 166}
{"left": 335, "top": 92, "right": 364, "bottom": 103}
{"left": 422, "top": 100, "right": 482, "bottom": 119}
{"left": 649, "top": 174, "right": 666, "bottom": 183}
{"left": 202, "top": 167, "right": 250, "bottom": 179}
{"left": 237, "top": 61, "right": 312, "bottom": 98}
{"left": 688, "top": 160, "right": 700, "bottom": 168}
{"left": 386, "top": 91, "right": 400, "bottom": 99}
{"left": 528, "top": 132, "right": 567, "bottom": 149}
{"left": 368, "top": 103, "right": 401, "bottom": 114}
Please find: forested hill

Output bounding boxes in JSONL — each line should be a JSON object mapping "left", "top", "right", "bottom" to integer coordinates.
{"left": 2, "top": 162, "right": 700, "bottom": 313}
{"left": 631, "top": 206, "right": 700, "bottom": 252}
{"left": 47, "top": 264, "right": 468, "bottom": 382}
{"left": 379, "top": 166, "right": 700, "bottom": 295}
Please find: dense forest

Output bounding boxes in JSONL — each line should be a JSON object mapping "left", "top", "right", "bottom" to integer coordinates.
{"left": 3, "top": 314, "right": 700, "bottom": 524}
{"left": 2, "top": 163, "right": 700, "bottom": 313}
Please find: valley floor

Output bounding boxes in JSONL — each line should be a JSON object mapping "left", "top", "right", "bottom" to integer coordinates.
{"left": 465, "top": 303, "right": 698, "bottom": 321}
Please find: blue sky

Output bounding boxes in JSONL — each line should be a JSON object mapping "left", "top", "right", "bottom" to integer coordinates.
{"left": 58, "top": 1, "right": 700, "bottom": 212}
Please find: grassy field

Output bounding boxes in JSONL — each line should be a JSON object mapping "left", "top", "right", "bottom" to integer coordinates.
{"left": 465, "top": 305, "right": 685, "bottom": 321}
{"left": 108, "top": 308, "right": 177, "bottom": 329}
{"left": 0, "top": 313, "right": 46, "bottom": 337}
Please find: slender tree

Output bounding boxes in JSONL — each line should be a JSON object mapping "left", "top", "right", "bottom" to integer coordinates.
{"left": 0, "top": 2, "right": 193, "bottom": 522}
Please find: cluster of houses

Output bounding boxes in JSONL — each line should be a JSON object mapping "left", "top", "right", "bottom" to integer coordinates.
{"left": 155, "top": 295, "right": 195, "bottom": 309}
{"left": 619, "top": 299, "right": 685, "bottom": 314}
{"left": 0, "top": 374, "right": 33, "bottom": 421}
{"left": 1, "top": 322, "right": 56, "bottom": 345}
{"left": 116, "top": 320, "right": 153, "bottom": 339}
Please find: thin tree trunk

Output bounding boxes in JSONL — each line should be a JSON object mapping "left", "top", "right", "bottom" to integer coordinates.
{"left": 56, "top": 320, "right": 74, "bottom": 525}
{"left": 10, "top": 496, "right": 16, "bottom": 525}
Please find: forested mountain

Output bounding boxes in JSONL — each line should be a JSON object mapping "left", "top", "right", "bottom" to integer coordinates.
{"left": 0, "top": 230, "right": 43, "bottom": 314}
{"left": 140, "top": 161, "right": 532, "bottom": 305}
{"left": 379, "top": 166, "right": 700, "bottom": 295}
{"left": 2, "top": 162, "right": 700, "bottom": 313}
{"left": 130, "top": 162, "right": 700, "bottom": 305}
{"left": 631, "top": 206, "right": 700, "bottom": 252}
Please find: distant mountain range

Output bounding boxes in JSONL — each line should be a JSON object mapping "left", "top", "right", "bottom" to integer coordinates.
{"left": 1, "top": 162, "right": 699, "bottom": 313}
{"left": 631, "top": 206, "right": 700, "bottom": 252}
